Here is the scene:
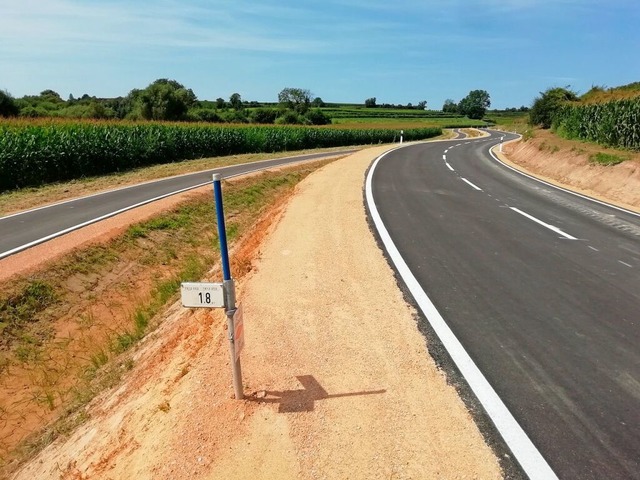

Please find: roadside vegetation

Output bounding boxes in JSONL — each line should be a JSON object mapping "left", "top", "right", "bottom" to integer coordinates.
{"left": 0, "top": 122, "right": 441, "bottom": 191}
{"left": 0, "top": 159, "right": 333, "bottom": 472}
{"left": 529, "top": 82, "right": 640, "bottom": 152}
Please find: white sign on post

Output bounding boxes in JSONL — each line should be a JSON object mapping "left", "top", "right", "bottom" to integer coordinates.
{"left": 233, "top": 304, "right": 244, "bottom": 361}
{"left": 180, "top": 282, "right": 225, "bottom": 308}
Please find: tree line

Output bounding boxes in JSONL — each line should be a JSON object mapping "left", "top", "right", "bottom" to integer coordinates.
{"left": 0, "top": 81, "right": 331, "bottom": 125}
{"left": 1, "top": 80, "right": 504, "bottom": 123}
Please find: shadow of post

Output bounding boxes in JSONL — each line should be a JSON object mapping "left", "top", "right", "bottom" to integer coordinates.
{"left": 248, "top": 375, "right": 386, "bottom": 413}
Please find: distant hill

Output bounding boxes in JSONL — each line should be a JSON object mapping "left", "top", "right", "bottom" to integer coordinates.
{"left": 580, "top": 81, "right": 640, "bottom": 104}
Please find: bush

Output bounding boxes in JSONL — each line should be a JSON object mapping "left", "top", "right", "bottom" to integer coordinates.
{"left": 189, "top": 108, "right": 222, "bottom": 123}
{"left": 250, "top": 108, "right": 278, "bottom": 124}
{"left": 305, "top": 109, "right": 331, "bottom": 125}
{"left": 529, "top": 87, "right": 578, "bottom": 129}
{"left": 275, "top": 110, "right": 303, "bottom": 125}
{"left": 0, "top": 90, "right": 19, "bottom": 117}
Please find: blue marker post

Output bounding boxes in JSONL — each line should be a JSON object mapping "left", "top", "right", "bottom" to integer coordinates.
{"left": 212, "top": 173, "right": 243, "bottom": 400}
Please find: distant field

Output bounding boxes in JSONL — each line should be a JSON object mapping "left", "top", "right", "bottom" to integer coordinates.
{"left": 323, "top": 106, "right": 491, "bottom": 129}
{"left": 320, "top": 105, "right": 531, "bottom": 130}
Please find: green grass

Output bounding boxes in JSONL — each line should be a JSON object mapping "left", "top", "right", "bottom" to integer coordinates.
{"left": 0, "top": 281, "right": 58, "bottom": 349}
{"left": 589, "top": 152, "right": 626, "bottom": 166}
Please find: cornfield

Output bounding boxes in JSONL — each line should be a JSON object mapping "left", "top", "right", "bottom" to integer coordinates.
{"left": 553, "top": 98, "right": 640, "bottom": 150}
{"left": 0, "top": 122, "right": 441, "bottom": 191}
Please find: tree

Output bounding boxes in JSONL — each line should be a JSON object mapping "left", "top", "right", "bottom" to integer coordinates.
{"left": 417, "top": 100, "right": 427, "bottom": 110}
{"left": 39, "top": 89, "right": 63, "bottom": 103}
{"left": 0, "top": 90, "right": 19, "bottom": 117}
{"left": 130, "top": 79, "right": 197, "bottom": 121}
{"left": 364, "top": 97, "right": 377, "bottom": 108}
{"left": 312, "top": 97, "right": 325, "bottom": 107}
{"left": 442, "top": 99, "right": 458, "bottom": 114}
{"left": 229, "top": 93, "right": 243, "bottom": 111}
{"left": 278, "top": 88, "right": 312, "bottom": 114}
{"left": 216, "top": 97, "right": 226, "bottom": 109}
{"left": 529, "top": 87, "right": 578, "bottom": 129}
{"left": 458, "top": 90, "right": 490, "bottom": 119}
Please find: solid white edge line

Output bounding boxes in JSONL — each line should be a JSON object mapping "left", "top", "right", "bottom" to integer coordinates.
{"left": 366, "top": 147, "right": 558, "bottom": 480}
{"left": 461, "top": 177, "right": 482, "bottom": 191}
{"left": 489, "top": 144, "right": 640, "bottom": 219}
{"left": 0, "top": 151, "right": 351, "bottom": 221}
{"left": 510, "top": 207, "right": 578, "bottom": 240}
{"left": 0, "top": 181, "right": 212, "bottom": 259}
{"left": 0, "top": 154, "right": 346, "bottom": 259}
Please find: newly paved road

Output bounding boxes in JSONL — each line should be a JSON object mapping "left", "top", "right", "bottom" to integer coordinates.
{"left": 369, "top": 131, "right": 640, "bottom": 479}
{"left": 0, "top": 150, "right": 357, "bottom": 259}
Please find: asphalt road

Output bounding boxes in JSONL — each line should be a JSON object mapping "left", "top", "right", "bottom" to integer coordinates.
{"left": 0, "top": 149, "right": 357, "bottom": 259}
{"left": 368, "top": 131, "right": 640, "bottom": 479}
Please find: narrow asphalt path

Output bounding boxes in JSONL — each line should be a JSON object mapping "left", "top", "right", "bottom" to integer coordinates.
{"left": 0, "top": 149, "right": 357, "bottom": 259}
{"left": 368, "top": 132, "right": 640, "bottom": 479}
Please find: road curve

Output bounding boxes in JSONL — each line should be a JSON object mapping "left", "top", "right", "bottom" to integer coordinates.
{"left": 0, "top": 150, "right": 358, "bottom": 259}
{"left": 367, "top": 131, "right": 640, "bottom": 479}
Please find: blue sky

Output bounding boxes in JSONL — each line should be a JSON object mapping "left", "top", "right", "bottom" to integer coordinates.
{"left": 1, "top": 0, "right": 639, "bottom": 109}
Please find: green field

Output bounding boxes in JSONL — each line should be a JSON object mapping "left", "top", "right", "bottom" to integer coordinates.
{"left": 0, "top": 120, "right": 442, "bottom": 191}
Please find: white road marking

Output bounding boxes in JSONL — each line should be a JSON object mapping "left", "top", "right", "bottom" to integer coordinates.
{"left": 446, "top": 163, "right": 455, "bottom": 171}
{"left": 0, "top": 181, "right": 212, "bottom": 259}
{"left": 461, "top": 178, "right": 482, "bottom": 191}
{"left": 0, "top": 157, "right": 324, "bottom": 259}
{"left": 443, "top": 154, "right": 447, "bottom": 160}
{"left": 366, "top": 148, "right": 558, "bottom": 480}
{"left": 510, "top": 207, "right": 578, "bottom": 240}
{"left": 588, "top": 246, "right": 599, "bottom": 252}
{"left": 618, "top": 260, "right": 633, "bottom": 268}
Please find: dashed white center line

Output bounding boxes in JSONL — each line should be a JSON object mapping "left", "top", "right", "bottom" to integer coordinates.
{"left": 443, "top": 154, "right": 447, "bottom": 160}
{"left": 510, "top": 207, "right": 578, "bottom": 240}
{"left": 588, "top": 246, "right": 599, "bottom": 252}
{"left": 618, "top": 260, "right": 633, "bottom": 268}
{"left": 461, "top": 178, "right": 482, "bottom": 191}
{"left": 446, "top": 162, "right": 454, "bottom": 171}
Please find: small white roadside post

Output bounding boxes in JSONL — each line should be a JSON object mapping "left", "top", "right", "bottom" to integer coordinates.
{"left": 400, "top": 130, "right": 404, "bottom": 143}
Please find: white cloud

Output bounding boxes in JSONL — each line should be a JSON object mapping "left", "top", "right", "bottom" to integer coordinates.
{"left": 0, "top": 0, "right": 329, "bottom": 57}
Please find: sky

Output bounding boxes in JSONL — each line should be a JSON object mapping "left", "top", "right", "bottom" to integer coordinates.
{"left": 1, "top": 0, "right": 639, "bottom": 109}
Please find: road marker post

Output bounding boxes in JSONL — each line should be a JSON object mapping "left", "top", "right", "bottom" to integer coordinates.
{"left": 179, "top": 173, "right": 244, "bottom": 400}
{"left": 212, "top": 173, "right": 244, "bottom": 400}
{"left": 400, "top": 130, "right": 404, "bottom": 143}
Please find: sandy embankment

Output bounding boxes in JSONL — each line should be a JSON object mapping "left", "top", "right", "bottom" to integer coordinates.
{"left": 13, "top": 145, "right": 503, "bottom": 479}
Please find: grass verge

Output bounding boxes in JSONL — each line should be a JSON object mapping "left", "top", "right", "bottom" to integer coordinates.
{"left": 589, "top": 152, "right": 626, "bottom": 166}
